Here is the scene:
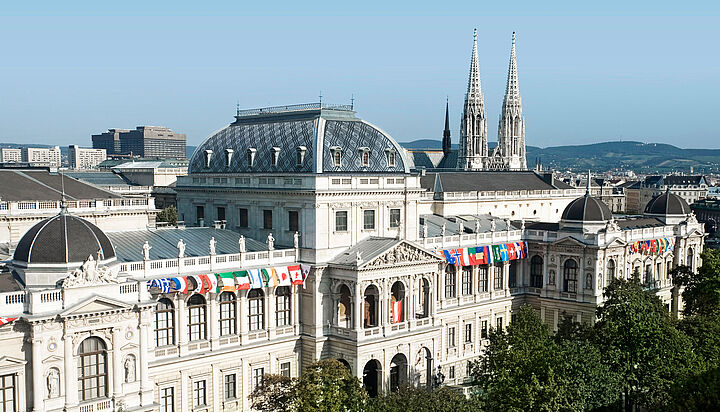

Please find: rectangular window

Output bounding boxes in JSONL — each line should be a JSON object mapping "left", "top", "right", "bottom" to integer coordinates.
{"left": 445, "top": 271, "right": 456, "bottom": 299}
{"left": 0, "top": 374, "right": 16, "bottom": 412}
{"left": 160, "top": 387, "right": 174, "bottom": 412}
{"left": 481, "top": 320, "right": 488, "bottom": 338}
{"left": 448, "top": 366, "right": 455, "bottom": 380}
{"left": 280, "top": 362, "right": 291, "bottom": 378}
{"left": 335, "top": 211, "right": 348, "bottom": 232}
{"left": 466, "top": 361, "right": 473, "bottom": 378}
{"left": 217, "top": 206, "right": 226, "bottom": 222}
{"left": 448, "top": 326, "right": 456, "bottom": 348}
{"left": 192, "top": 380, "right": 206, "bottom": 407}
{"left": 239, "top": 208, "right": 249, "bottom": 228}
{"left": 478, "top": 266, "right": 488, "bottom": 293}
{"left": 496, "top": 317, "right": 503, "bottom": 331}
{"left": 389, "top": 208, "right": 401, "bottom": 228}
{"left": 464, "top": 323, "right": 472, "bottom": 343}
{"left": 263, "top": 209, "right": 273, "bottom": 230}
{"left": 252, "top": 368, "right": 264, "bottom": 391}
{"left": 461, "top": 268, "right": 472, "bottom": 295}
{"left": 288, "top": 210, "right": 299, "bottom": 232}
{"left": 196, "top": 205, "right": 204, "bottom": 223}
{"left": 224, "top": 374, "right": 236, "bottom": 400}
{"left": 276, "top": 291, "right": 291, "bottom": 327}
{"left": 494, "top": 266, "right": 503, "bottom": 290}
{"left": 363, "top": 210, "right": 376, "bottom": 230}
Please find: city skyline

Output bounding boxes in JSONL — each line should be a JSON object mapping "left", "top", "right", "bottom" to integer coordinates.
{"left": 1, "top": 1, "right": 719, "bottom": 148}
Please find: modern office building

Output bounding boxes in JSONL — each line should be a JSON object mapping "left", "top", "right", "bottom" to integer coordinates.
{"left": 1, "top": 148, "right": 22, "bottom": 163}
{"left": 68, "top": 145, "right": 107, "bottom": 169}
{"left": 92, "top": 127, "right": 186, "bottom": 159}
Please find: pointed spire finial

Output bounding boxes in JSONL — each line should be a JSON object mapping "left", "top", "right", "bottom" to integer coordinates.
{"left": 473, "top": 28, "right": 477, "bottom": 41}
{"left": 512, "top": 31, "right": 516, "bottom": 45}
{"left": 236, "top": 101, "right": 240, "bottom": 116}
{"left": 586, "top": 170, "right": 591, "bottom": 196}
{"left": 60, "top": 172, "right": 68, "bottom": 215}
{"left": 351, "top": 93, "right": 354, "bottom": 109}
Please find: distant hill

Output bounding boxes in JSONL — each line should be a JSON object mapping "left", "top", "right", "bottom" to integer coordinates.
{"left": 400, "top": 140, "right": 720, "bottom": 173}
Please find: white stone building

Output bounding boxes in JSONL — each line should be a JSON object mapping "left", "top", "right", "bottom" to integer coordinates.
{"left": 1, "top": 148, "right": 22, "bottom": 163}
{"left": 21, "top": 147, "right": 62, "bottom": 168}
{"left": 68, "top": 146, "right": 107, "bottom": 170}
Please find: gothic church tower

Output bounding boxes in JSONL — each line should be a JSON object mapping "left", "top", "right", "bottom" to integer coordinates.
{"left": 496, "top": 32, "right": 527, "bottom": 170}
{"left": 457, "top": 29, "right": 488, "bottom": 170}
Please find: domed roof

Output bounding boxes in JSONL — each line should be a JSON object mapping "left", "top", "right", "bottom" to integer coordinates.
{"left": 644, "top": 192, "right": 690, "bottom": 216}
{"left": 14, "top": 213, "right": 115, "bottom": 264}
{"left": 561, "top": 194, "right": 613, "bottom": 222}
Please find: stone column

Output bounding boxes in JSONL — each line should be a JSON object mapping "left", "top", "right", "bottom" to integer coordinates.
{"left": 112, "top": 328, "right": 123, "bottom": 399}
{"left": 63, "top": 333, "right": 78, "bottom": 409}
{"left": 503, "top": 262, "right": 510, "bottom": 293}
{"left": 177, "top": 295, "right": 188, "bottom": 356}
{"left": 138, "top": 321, "right": 152, "bottom": 406}
{"left": 354, "top": 282, "right": 362, "bottom": 331}
{"left": 292, "top": 286, "right": 300, "bottom": 335}
{"left": 239, "top": 292, "right": 248, "bottom": 344}
{"left": 208, "top": 294, "right": 219, "bottom": 349}
{"left": 31, "top": 337, "right": 43, "bottom": 412}
{"left": 268, "top": 288, "right": 276, "bottom": 339}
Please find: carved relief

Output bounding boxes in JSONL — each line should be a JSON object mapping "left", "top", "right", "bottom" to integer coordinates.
{"left": 365, "top": 244, "right": 435, "bottom": 268}
{"left": 63, "top": 254, "right": 118, "bottom": 289}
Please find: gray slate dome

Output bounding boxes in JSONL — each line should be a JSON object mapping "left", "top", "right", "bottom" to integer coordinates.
{"left": 14, "top": 214, "right": 115, "bottom": 264}
{"left": 644, "top": 192, "right": 690, "bottom": 216}
{"left": 561, "top": 194, "right": 612, "bottom": 222}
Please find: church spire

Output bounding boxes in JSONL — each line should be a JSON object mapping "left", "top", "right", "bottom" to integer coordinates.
{"left": 496, "top": 31, "right": 527, "bottom": 170}
{"left": 442, "top": 98, "right": 451, "bottom": 155}
{"left": 457, "top": 28, "right": 488, "bottom": 170}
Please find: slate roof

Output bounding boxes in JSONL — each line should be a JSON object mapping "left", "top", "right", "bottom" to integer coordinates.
{"left": 561, "top": 195, "right": 613, "bottom": 222}
{"left": 0, "top": 170, "right": 121, "bottom": 201}
{"left": 406, "top": 149, "right": 459, "bottom": 170}
{"left": 616, "top": 217, "right": 666, "bottom": 229}
{"left": 643, "top": 175, "right": 706, "bottom": 187}
{"left": 644, "top": 192, "right": 691, "bottom": 216}
{"left": 14, "top": 214, "right": 116, "bottom": 264}
{"left": 420, "top": 171, "right": 562, "bottom": 192}
{"left": 189, "top": 103, "right": 409, "bottom": 174}
{"left": 65, "top": 171, "right": 133, "bottom": 187}
{"left": 420, "top": 214, "right": 515, "bottom": 237}
{"left": 329, "top": 237, "right": 401, "bottom": 267}
{"left": 106, "top": 227, "right": 268, "bottom": 262}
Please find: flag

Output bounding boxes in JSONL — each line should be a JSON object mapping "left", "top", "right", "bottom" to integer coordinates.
{"left": 218, "top": 272, "right": 235, "bottom": 292}
{"left": 491, "top": 245, "right": 502, "bottom": 263}
{"left": 260, "top": 268, "right": 272, "bottom": 287}
{"left": 157, "top": 278, "right": 172, "bottom": 293}
{"left": 275, "top": 266, "right": 291, "bottom": 286}
{"left": 515, "top": 242, "right": 525, "bottom": 259}
{"left": 522, "top": 242, "right": 528, "bottom": 258}
{"left": 199, "top": 274, "right": 215, "bottom": 293}
{"left": 651, "top": 239, "right": 658, "bottom": 253}
{"left": 467, "top": 247, "right": 478, "bottom": 265}
{"left": 235, "top": 271, "right": 251, "bottom": 290}
{"left": 450, "top": 248, "right": 465, "bottom": 266}
{"left": 171, "top": 277, "right": 189, "bottom": 293}
{"left": 0, "top": 317, "right": 17, "bottom": 327}
{"left": 300, "top": 264, "right": 311, "bottom": 282}
{"left": 499, "top": 244, "right": 509, "bottom": 261}
{"left": 442, "top": 250, "right": 457, "bottom": 265}
{"left": 392, "top": 300, "right": 402, "bottom": 324}
{"left": 248, "top": 269, "right": 263, "bottom": 289}
{"left": 289, "top": 265, "right": 303, "bottom": 285}
{"left": 190, "top": 275, "right": 204, "bottom": 293}
{"left": 507, "top": 243, "right": 517, "bottom": 260}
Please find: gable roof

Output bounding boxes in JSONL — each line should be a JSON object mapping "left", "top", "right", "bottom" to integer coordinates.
{"left": 329, "top": 237, "right": 441, "bottom": 268}
{"left": 0, "top": 170, "right": 121, "bottom": 201}
{"left": 419, "top": 171, "right": 563, "bottom": 192}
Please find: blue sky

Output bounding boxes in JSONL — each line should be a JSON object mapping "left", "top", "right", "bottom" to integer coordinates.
{"left": 1, "top": 1, "right": 718, "bottom": 148}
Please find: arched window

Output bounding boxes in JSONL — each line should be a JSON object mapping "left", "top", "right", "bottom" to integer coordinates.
{"left": 338, "top": 285, "right": 352, "bottom": 327}
{"left": 563, "top": 259, "right": 578, "bottom": 293}
{"left": 187, "top": 294, "right": 207, "bottom": 341}
{"left": 276, "top": 286, "right": 291, "bottom": 327}
{"left": 219, "top": 292, "right": 236, "bottom": 336}
{"left": 687, "top": 247, "right": 694, "bottom": 271}
{"left": 418, "top": 278, "right": 430, "bottom": 319}
{"left": 78, "top": 337, "right": 107, "bottom": 401}
{"left": 248, "top": 290, "right": 265, "bottom": 331}
{"left": 445, "top": 266, "right": 457, "bottom": 298}
{"left": 363, "top": 285, "right": 379, "bottom": 328}
{"left": 606, "top": 259, "right": 616, "bottom": 286}
{"left": 530, "top": 255, "right": 543, "bottom": 288}
{"left": 154, "top": 298, "right": 175, "bottom": 347}
{"left": 390, "top": 281, "right": 405, "bottom": 323}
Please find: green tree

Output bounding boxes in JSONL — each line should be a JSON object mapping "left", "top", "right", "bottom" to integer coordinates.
{"left": 366, "top": 386, "right": 482, "bottom": 412}
{"left": 672, "top": 249, "right": 720, "bottom": 317}
{"left": 249, "top": 374, "right": 295, "bottom": 412}
{"left": 295, "top": 359, "right": 367, "bottom": 412}
{"left": 156, "top": 205, "right": 178, "bottom": 226}
{"left": 594, "top": 277, "right": 696, "bottom": 410}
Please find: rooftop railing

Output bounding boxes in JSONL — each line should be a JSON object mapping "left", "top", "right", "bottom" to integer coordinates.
{"left": 235, "top": 102, "right": 353, "bottom": 117}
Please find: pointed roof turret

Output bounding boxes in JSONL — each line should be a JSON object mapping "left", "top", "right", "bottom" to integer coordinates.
{"left": 503, "top": 32, "right": 521, "bottom": 106}
{"left": 466, "top": 28, "right": 483, "bottom": 102}
{"left": 442, "top": 98, "right": 451, "bottom": 155}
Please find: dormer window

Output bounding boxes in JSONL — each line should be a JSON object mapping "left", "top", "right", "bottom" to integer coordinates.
{"left": 247, "top": 148, "right": 257, "bottom": 167}
{"left": 359, "top": 147, "right": 370, "bottom": 167}
{"left": 330, "top": 146, "right": 342, "bottom": 167}
{"left": 385, "top": 148, "right": 396, "bottom": 167}
{"left": 203, "top": 150, "right": 213, "bottom": 168}
{"left": 224, "top": 149, "right": 234, "bottom": 168}
{"left": 271, "top": 147, "right": 281, "bottom": 167}
{"left": 296, "top": 146, "right": 307, "bottom": 167}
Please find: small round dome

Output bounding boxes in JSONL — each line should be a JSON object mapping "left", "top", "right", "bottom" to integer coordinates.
{"left": 561, "top": 195, "right": 612, "bottom": 222}
{"left": 644, "top": 192, "right": 690, "bottom": 216}
{"left": 14, "top": 214, "right": 115, "bottom": 264}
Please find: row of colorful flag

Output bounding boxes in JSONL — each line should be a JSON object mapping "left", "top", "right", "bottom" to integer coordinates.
{"left": 628, "top": 237, "right": 675, "bottom": 255}
{"left": 0, "top": 317, "right": 17, "bottom": 327}
{"left": 147, "top": 264, "right": 310, "bottom": 294}
{"left": 440, "top": 241, "right": 528, "bottom": 266}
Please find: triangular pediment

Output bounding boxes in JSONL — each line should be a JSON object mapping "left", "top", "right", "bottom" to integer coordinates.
{"left": 606, "top": 237, "right": 628, "bottom": 248}
{"left": 60, "top": 295, "right": 133, "bottom": 318}
{"left": 551, "top": 236, "right": 588, "bottom": 247}
{"left": 121, "top": 342, "right": 139, "bottom": 351}
{"left": 361, "top": 240, "right": 442, "bottom": 269}
{"left": 42, "top": 355, "right": 64, "bottom": 364}
{"left": 0, "top": 356, "right": 27, "bottom": 368}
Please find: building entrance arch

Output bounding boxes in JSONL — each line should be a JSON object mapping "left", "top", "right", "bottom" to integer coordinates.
{"left": 362, "top": 359, "right": 382, "bottom": 397}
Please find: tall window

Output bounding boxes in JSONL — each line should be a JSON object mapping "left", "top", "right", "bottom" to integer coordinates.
{"left": 238, "top": 208, "right": 249, "bottom": 228}
{"left": 263, "top": 210, "right": 273, "bottom": 230}
{"left": 389, "top": 209, "right": 401, "bottom": 228}
{"left": 196, "top": 205, "right": 204, "bottom": 224}
{"left": 481, "top": 320, "right": 488, "bottom": 339}
{"left": 276, "top": 286, "right": 291, "bottom": 327}
{"left": 160, "top": 387, "right": 174, "bottom": 412}
{"left": 216, "top": 206, "right": 226, "bottom": 222}
{"left": 461, "top": 267, "right": 472, "bottom": 295}
{"left": 509, "top": 262, "right": 517, "bottom": 288}
{"left": 335, "top": 211, "right": 348, "bottom": 231}
{"left": 493, "top": 266, "right": 503, "bottom": 290}
{"left": 448, "top": 326, "right": 456, "bottom": 348}
{"left": 154, "top": 298, "right": 175, "bottom": 347}
{"left": 478, "top": 266, "right": 488, "bottom": 292}
{"left": 363, "top": 210, "right": 376, "bottom": 230}
{"left": 361, "top": 149, "right": 370, "bottom": 167}
{"left": 192, "top": 380, "right": 206, "bottom": 407}
{"left": 224, "top": 374, "right": 236, "bottom": 400}
{"left": 288, "top": 211, "right": 299, "bottom": 232}
{"left": 530, "top": 255, "right": 543, "bottom": 288}
{"left": 280, "top": 362, "right": 291, "bottom": 377}
{"left": 78, "top": 337, "right": 107, "bottom": 401}
{"left": 252, "top": 368, "right": 265, "bottom": 390}
{"left": 187, "top": 295, "right": 207, "bottom": 341}
{"left": 606, "top": 259, "right": 616, "bottom": 286}
{"left": 464, "top": 323, "right": 472, "bottom": 343}
{"left": 444, "top": 266, "right": 456, "bottom": 298}
{"left": 496, "top": 317, "right": 503, "bottom": 331}
{"left": 219, "top": 292, "right": 237, "bottom": 336}
{"left": 563, "top": 259, "right": 578, "bottom": 293}
{"left": 248, "top": 290, "right": 265, "bottom": 331}
{"left": 0, "top": 374, "right": 17, "bottom": 412}
{"left": 333, "top": 150, "right": 342, "bottom": 167}
{"left": 387, "top": 150, "right": 396, "bottom": 167}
